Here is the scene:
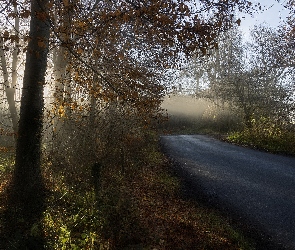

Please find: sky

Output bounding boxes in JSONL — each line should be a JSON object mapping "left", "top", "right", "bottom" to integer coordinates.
{"left": 238, "top": 0, "right": 290, "bottom": 38}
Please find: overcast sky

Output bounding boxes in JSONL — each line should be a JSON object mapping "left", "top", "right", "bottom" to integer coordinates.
{"left": 238, "top": 0, "right": 289, "bottom": 38}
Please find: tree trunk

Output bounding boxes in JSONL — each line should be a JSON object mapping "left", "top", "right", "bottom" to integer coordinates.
{"left": 14, "top": 0, "right": 50, "bottom": 201}
{"left": 0, "top": 4, "right": 20, "bottom": 136}
{"left": 53, "top": 0, "right": 73, "bottom": 118}
{"left": 10, "top": 4, "right": 20, "bottom": 133}
{"left": 0, "top": 38, "right": 18, "bottom": 135}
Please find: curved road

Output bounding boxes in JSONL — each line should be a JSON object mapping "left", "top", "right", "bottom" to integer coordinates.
{"left": 160, "top": 135, "right": 295, "bottom": 250}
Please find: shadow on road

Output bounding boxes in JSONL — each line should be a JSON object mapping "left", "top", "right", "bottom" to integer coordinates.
{"left": 160, "top": 135, "right": 294, "bottom": 250}
{"left": 165, "top": 157, "right": 289, "bottom": 250}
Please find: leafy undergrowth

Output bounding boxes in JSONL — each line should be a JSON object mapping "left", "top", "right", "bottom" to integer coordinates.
{"left": 0, "top": 148, "right": 16, "bottom": 248}
{"left": 0, "top": 147, "right": 15, "bottom": 203}
{"left": 0, "top": 139, "right": 255, "bottom": 249}
{"left": 227, "top": 119, "right": 295, "bottom": 156}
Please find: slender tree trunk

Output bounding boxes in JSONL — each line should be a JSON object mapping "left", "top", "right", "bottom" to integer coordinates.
{"left": 14, "top": 0, "right": 50, "bottom": 200}
{"left": 53, "top": 0, "right": 72, "bottom": 117}
{"left": 0, "top": 38, "right": 19, "bottom": 135}
{"left": 90, "top": 60, "right": 101, "bottom": 126}
{"left": 0, "top": 4, "right": 20, "bottom": 136}
{"left": 10, "top": 4, "right": 20, "bottom": 132}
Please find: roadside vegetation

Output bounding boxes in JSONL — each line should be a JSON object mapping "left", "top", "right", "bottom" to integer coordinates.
{"left": 226, "top": 117, "right": 295, "bottom": 156}
{"left": 0, "top": 123, "right": 256, "bottom": 249}
{"left": 1, "top": 94, "right": 291, "bottom": 249}
{"left": 165, "top": 109, "right": 295, "bottom": 156}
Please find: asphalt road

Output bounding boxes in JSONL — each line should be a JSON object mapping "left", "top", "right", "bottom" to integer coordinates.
{"left": 160, "top": 135, "right": 295, "bottom": 250}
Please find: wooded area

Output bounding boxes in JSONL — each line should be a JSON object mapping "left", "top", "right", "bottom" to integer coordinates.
{"left": 164, "top": 2, "right": 295, "bottom": 153}
{"left": 0, "top": 0, "right": 294, "bottom": 249}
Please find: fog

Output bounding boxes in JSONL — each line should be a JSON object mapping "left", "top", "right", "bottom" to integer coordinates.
{"left": 161, "top": 95, "right": 242, "bottom": 134}
{"left": 161, "top": 95, "right": 210, "bottom": 118}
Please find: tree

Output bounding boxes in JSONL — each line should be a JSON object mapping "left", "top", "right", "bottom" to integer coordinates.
{"left": 14, "top": 0, "right": 50, "bottom": 202}
{"left": 5, "top": 0, "right": 256, "bottom": 192}
{"left": 248, "top": 25, "right": 294, "bottom": 123}
{"left": 1, "top": 0, "right": 255, "bottom": 215}
{"left": 194, "top": 23, "right": 294, "bottom": 129}
{"left": 196, "top": 26, "right": 251, "bottom": 125}
{"left": 0, "top": 3, "right": 20, "bottom": 135}
{"left": 0, "top": 0, "right": 257, "bottom": 248}
{"left": 1, "top": 1, "right": 51, "bottom": 248}
{"left": 42, "top": 0, "right": 256, "bottom": 166}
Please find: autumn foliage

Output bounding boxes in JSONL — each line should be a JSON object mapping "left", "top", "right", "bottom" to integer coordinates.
{"left": 0, "top": 0, "right": 261, "bottom": 249}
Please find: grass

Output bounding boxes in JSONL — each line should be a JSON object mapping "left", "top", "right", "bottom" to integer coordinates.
{"left": 0, "top": 136, "right": 255, "bottom": 249}
{"left": 226, "top": 118, "right": 295, "bottom": 156}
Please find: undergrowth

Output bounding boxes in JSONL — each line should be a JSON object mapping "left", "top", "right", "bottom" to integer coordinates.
{"left": 0, "top": 131, "right": 255, "bottom": 249}
{"left": 227, "top": 118, "right": 295, "bottom": 155}
{"left": 40, "top": 131, "right": 254, "bottom": 250}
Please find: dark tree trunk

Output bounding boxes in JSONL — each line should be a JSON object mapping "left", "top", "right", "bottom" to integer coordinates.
{"left": 2, "top": 1, "right": 51, "bottom": 248}
{"left": 14, "top": 0, "right": 50, "bottom": 206}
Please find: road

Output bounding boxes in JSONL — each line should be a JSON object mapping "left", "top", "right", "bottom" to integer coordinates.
{"left": 160, "top": 135, "right": 295, "bottom": 250}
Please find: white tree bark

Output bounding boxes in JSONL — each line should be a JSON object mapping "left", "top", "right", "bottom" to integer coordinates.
{"left": 0, "top": 38, "right": 18, "bottom": 135}
{"left": 0, "top": 4, "right": 20, "bottom": 135}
